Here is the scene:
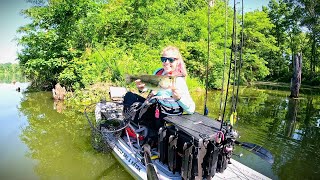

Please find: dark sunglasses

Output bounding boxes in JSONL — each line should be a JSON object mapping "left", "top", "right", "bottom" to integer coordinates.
{"left": 160, "top": 57, "right": 177, "bottom": 63}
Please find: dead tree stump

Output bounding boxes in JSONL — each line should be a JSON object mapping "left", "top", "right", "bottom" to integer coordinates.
{"left": 52, "top": 83, "right": 67, "bottom": 100}
{"left": 290, "top": 53, "right": 302, "bottom": 98}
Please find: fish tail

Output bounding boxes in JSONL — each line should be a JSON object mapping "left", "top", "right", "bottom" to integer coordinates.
{"left": 125, "top": 74, "right": 133, "bottom": 84}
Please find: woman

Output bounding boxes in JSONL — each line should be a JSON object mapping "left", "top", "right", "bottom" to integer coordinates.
{"left": 123, "top": 46, "right": 195, "bottom": 144}
{"left": 124, "top": 45, "right": 195, "bottom": 126}
{"left": 135, "top": 45, "right": 195, "bottom": 114}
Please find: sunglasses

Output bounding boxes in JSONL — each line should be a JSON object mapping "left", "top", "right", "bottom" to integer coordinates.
{"left": 160, "top": 57, "right": 177, "bottom": 63}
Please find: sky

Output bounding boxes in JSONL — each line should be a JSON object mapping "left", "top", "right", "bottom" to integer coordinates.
{"left": 0, "top": 0, "right": 270, "bottom": 64}
{"left": 231, "top": 0, "right": 270, "bottom": 12}
{"left": 0, "top": 0, "right": 31, "bottom": 64}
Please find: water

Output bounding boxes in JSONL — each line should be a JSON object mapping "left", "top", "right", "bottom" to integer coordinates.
{"left": 192, "top": 86, "right": 320, "bottom": 179}
{"left": 0, "top": 83, "right": 37, "bottom": 180}
{"left": 0, "top": 82, "right": 319, "bottom": 179}
{"left": 0, "top": 83, "right": 132, "bottom": 180}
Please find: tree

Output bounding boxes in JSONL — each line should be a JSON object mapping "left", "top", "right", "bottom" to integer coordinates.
{"left": 17, "top": 0, "right": 102, "bottom": 89}
{"left": 17, "top": 0, "right": 285, "bottom": 90}
{"left": 241, "top": 10, "right": 276, "bottom": 82}
{"left": 285, "top": 0, "right": 320, "bottom": 74}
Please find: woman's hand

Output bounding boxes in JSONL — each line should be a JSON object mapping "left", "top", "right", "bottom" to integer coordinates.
{"left": 171, "top": 87, "right": 181, "bottom": 101}
{"left": 135, "top": 79, "right": 145, "bottom": 92}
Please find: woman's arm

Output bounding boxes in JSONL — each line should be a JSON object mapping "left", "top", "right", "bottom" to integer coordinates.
{"left": 174, "top": 77, "right": 195, "bottom": 114}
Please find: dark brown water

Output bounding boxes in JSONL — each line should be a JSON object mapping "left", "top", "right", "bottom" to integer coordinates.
{"left": 1, "top": 82, "right": 319, "bottom": 179}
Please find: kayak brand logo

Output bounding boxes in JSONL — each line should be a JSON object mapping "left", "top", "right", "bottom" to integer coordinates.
{"left": 114, "top": 144, "right": 142, "bottom": 172}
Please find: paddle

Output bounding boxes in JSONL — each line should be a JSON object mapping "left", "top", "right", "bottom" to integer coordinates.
{"left": 235, "top": 141, "right": 274, "bottom": 164}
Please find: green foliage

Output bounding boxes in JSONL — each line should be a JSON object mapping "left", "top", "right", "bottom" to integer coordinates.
{"left": 0, "top": 63, "right": 26, "bottom": 83}
{"left": 241, "top": 11, "right": 276, "bottom": 82}
{"left": 266, "top": 0, "right": 320, "bottom": 83}
{"left": 24, "top": 58, "right": 66, "bottom": 89}
{"left": 17, "top": 0, "right": 229, "bottom": 91}
{"left": 16, "top": 0, "right": 320, "bottom": 95}
{"left": 0, "top": 63, "right": 21, "bottom": 74}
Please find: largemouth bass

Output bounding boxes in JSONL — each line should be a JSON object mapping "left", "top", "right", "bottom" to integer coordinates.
{"left": 125, "top": 74, "right": 176, "bottom": 90}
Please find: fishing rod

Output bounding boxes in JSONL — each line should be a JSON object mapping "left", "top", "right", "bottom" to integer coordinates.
{"left": 221, "top": 0, "right": 237, "bottom": 130}
{"left": 230, "top": 0, "right": 238, "bottom": 122}
{"left": 234, "top": 0, "right": 244, "bottom": 112}
{"left": 218, "top": 0, "right": 228, "bottom": 121}
{"left": 217, "top": 0, "right": 274, "bottom": 164}
{"left": 204, "top": 0, "right": 214, "bottom": 116}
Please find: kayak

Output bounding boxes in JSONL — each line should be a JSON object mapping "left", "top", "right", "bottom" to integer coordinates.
{"left": 84, "top": 86, "right": 271, "bottom": 180}
{"left": 85, "top": 102, "right": 271, "bottom": 180}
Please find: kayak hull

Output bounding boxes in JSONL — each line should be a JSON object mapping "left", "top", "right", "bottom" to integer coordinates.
{"left": 103, "top": 130, "right": 181, "bottom": 180}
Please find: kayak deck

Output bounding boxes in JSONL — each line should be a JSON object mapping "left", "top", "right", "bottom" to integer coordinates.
{"left": 215, "top": 159, "right": 270, "bottom": 180}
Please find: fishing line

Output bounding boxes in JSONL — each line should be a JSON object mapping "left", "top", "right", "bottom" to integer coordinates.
{"left": 79, "top": 23, "right": 118, "bottom": 76}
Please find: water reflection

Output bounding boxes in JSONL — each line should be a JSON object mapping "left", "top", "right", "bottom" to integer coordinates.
{"left": 18, "top": 92, "right": 132, "bottom": 179}
{"left": 53, "top": 100, "right": 65, "bottom": 113}
{"left": 285, "top": 99, "right": 298, "bottom": 138}
{"left": 192, "top": 87, "right": 320, "bottom": 179}
{"left": 1, "top": 80, "right": 319, "bottom": 179}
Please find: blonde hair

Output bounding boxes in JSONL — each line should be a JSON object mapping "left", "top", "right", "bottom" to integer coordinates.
{"left": 161, "top": 46, "right": 187, "bottom": 77}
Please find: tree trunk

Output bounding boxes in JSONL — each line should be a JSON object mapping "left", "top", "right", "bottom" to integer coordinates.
{"left": 290, "top": 53, "right": 302, "bottom": 98}
{"left": 310, "top": 32, "right": 316, "bottom": 73}
{"left": 312, "top": 35, "right": 316, "bottom": 72}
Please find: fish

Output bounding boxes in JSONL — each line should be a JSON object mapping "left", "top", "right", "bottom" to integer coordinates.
{"left": 125, "top": 74, "right": 176, "bottom": 90}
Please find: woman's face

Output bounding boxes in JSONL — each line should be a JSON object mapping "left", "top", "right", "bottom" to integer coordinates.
{"left": 161, "top": 50, "right": 179, "bottom": 74}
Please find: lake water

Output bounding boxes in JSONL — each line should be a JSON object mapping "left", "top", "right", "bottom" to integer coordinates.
{"left": 0, "top": 83, "right": 131, "bottom": 180}
{"left": 0, "top": 82, "right": 319, "bottom": 179}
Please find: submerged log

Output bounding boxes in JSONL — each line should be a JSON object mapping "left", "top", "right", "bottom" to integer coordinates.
{"left": 52, "top": 83, "right": 67, "bottom": 100}
{"left": 290, "top": 53, "right": 302, "bottom": 98}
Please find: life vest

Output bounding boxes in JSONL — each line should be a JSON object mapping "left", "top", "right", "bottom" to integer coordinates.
{"left": 155, "top": 68, "right": 164, "bottom": 75}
